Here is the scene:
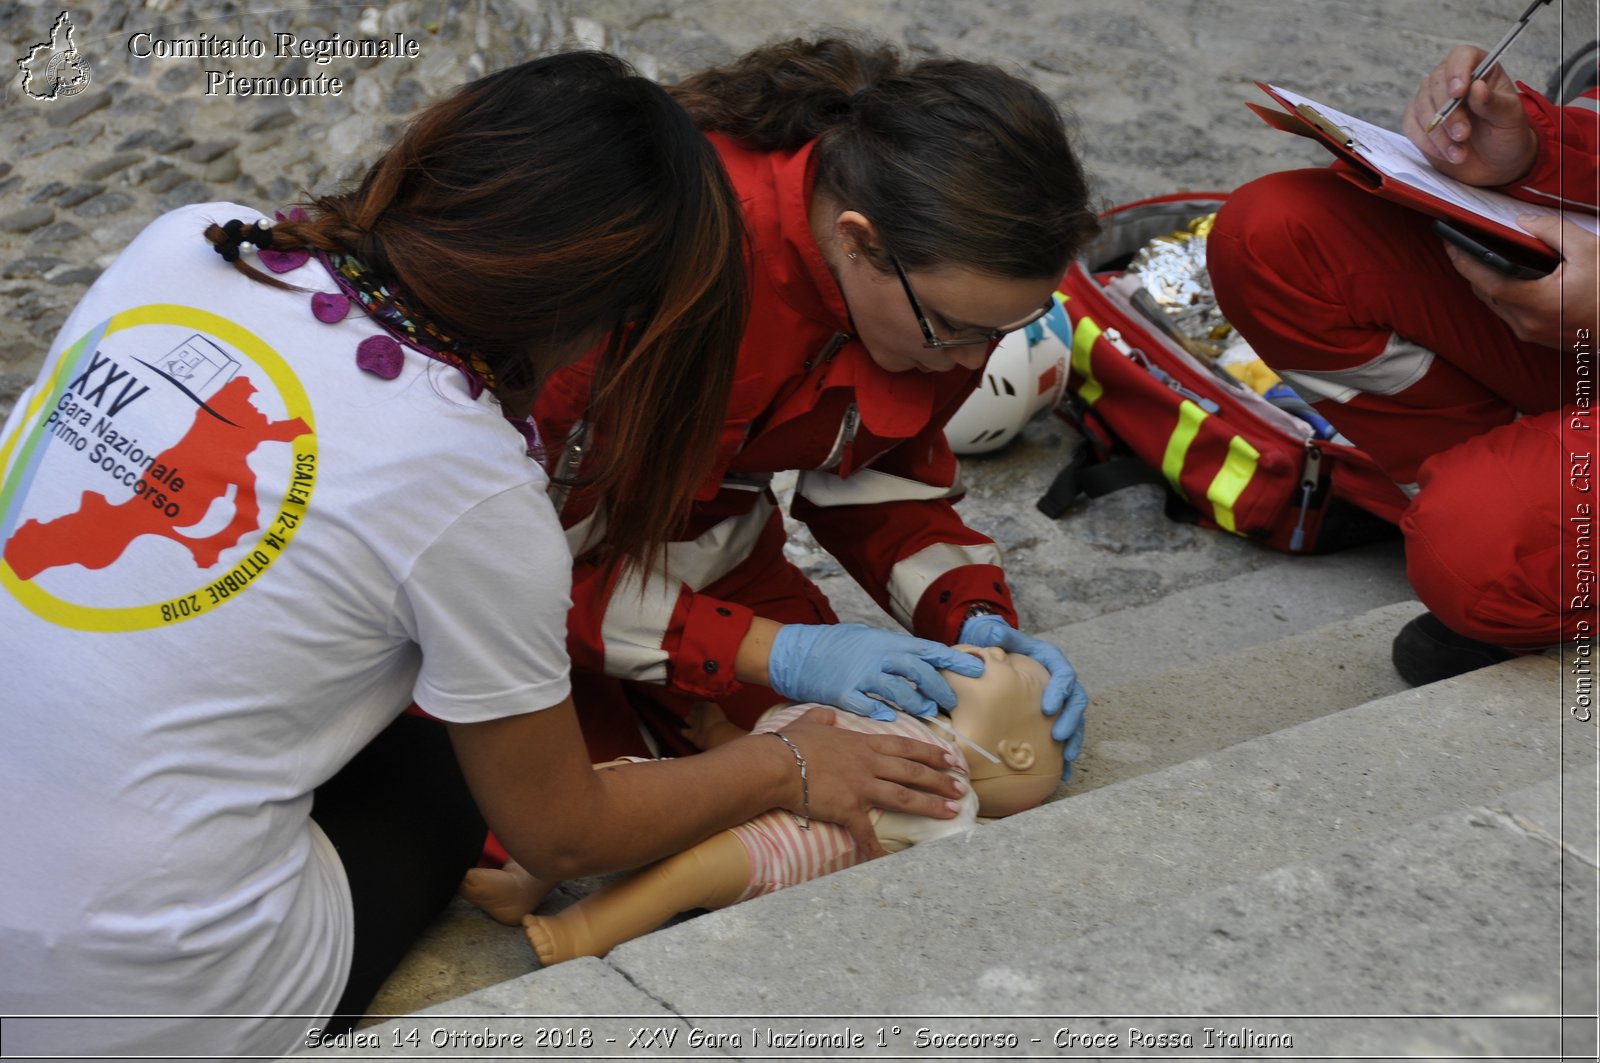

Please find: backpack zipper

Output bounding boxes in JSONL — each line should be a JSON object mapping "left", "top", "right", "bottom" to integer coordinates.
{"left": 1289, "top": 439, "right": 1324, "bottom": 552}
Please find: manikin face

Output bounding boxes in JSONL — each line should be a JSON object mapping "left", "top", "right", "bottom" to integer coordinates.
{"left": 941, "top": 645, "right": 1064, "bottom": 818}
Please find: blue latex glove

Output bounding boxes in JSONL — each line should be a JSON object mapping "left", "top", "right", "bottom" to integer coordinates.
{"left": 958, "top": 614, "right": 1088, "bottom": 780}
{"left": 767, "top": 623, "right": 986, "bottom": 722}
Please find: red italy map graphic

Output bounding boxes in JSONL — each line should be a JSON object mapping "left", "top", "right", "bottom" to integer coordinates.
{"left": 5, "top": 377, "right": 310, "bottom": 579}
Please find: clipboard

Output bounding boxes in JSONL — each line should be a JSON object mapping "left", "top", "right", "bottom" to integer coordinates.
{"left": 1249, "top": 81, "right": 1596, "bottom": 267}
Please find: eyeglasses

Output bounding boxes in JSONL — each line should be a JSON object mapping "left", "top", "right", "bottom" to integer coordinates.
{"left": 890, "top": 255, "right": 1054, "bottom": 349}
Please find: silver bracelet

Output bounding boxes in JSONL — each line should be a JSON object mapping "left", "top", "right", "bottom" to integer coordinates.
{"left": 770, "top": 731, "right": 811, "bottom": 831}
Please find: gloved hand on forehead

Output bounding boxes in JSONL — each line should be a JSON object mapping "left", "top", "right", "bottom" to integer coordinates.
{"left": 958, "top": 613, "right": 1088, "bottom": 780}
{"left": 766, "top": 622, "right": 986, "bottom": 722}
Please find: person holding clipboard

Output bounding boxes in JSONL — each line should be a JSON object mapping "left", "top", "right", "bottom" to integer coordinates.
{"left": 1209, "top": 39, "right": 1598, "bottom": 684}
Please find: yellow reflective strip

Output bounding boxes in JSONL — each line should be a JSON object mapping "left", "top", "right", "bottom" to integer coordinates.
{"left": 1070, "top": 314, "right": 1103, "bottom": 405}
{"left": 1161, "top": 400, "right": 1207, "bottom": 500}
{"left": 1206, "top": 435, "right": 1261, "bottom": 533}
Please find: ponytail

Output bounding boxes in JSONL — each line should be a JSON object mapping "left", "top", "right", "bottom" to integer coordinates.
{"left": 671, "top": 37, "right": 1099, "bottom": 280}
{"left": 669, "top": 38, "right": 901, "bottom": 151}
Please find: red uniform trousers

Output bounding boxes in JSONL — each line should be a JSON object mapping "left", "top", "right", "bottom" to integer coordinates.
{"left": 1211, "top": 167, "right": 1588, "bottom": 649}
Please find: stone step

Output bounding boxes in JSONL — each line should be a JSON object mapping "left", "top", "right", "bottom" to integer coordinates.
{"left": 1061, "top": 597, "right": 1426, "bottom": 797}
{"left": 901, "top": 774, "right": 1596, "bottom": 1058}
{"left": 800, "top": 502, "right": 1414, "bottom": 676}
{"left": 362, "top": 650, "right": 1576, "bottom": 1027}
{"left": 1034, "top": 538, "right": 1415, "bottom": 693}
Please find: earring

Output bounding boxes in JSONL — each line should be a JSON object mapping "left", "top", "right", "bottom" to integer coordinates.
{"left": 847, "top": 251, "right": 859, "bottom": 260}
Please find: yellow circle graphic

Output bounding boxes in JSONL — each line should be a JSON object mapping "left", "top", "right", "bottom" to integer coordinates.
{"left": 0, "top": 305, "right": 317, "bottom": 631}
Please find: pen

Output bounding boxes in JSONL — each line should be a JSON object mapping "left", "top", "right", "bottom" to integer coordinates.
{"left": 1424, "top": 0, "right": 1553, "bottom": 133}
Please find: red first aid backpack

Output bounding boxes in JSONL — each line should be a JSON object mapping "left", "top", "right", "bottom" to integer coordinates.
{"left": 1038, "top": 193, "right": 1409, "bottom": 553}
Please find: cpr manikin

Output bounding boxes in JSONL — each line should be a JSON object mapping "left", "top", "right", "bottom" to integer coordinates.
{"left": 462, "top": 647, "right": 1062, "bottom": 964}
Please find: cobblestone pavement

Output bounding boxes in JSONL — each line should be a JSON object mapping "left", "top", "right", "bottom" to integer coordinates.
{"left": 3, "top": 0, "right": 1585, "bottom": 416}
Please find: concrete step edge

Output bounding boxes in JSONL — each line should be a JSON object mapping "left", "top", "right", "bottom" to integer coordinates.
{"left": 1035, "top": 540, "right": 1416, "bottom": 693}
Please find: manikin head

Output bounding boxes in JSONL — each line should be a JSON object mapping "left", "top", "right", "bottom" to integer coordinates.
{"left": 941, "top": 646, "right": 1065, "bottom": 818}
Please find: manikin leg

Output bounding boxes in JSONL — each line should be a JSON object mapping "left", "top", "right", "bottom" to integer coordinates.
{"left": 523, "top": 829, "right": 751, "bottom": 965}
{"left": 461, "top": 759, "right": 639, "bottom": 927}
{"left": 460, "top": 861, "right": 559, "bottom": 927}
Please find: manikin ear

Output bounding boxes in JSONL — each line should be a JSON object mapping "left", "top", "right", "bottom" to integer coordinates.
{"left": 997, "top": 739, "right": 1036, "bottom": 773}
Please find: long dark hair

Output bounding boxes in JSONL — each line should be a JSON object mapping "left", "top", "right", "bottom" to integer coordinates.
{"left": 669, "top": 37, "right": 1099, "bottom": 279}
{"left": 208, "top": 51, "right": 748, "bottom": 565}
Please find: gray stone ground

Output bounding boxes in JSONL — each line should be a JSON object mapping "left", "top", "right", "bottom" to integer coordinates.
{"left": 4, "top": 0, "right": 1597, "bottom": 1057}
{"left": 1, "top": 0, "right": 1588, "bottom": 421}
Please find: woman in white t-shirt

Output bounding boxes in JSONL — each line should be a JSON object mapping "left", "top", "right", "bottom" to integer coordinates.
{"left": 0, "top": 51, "right": 962, "bottom": 1057}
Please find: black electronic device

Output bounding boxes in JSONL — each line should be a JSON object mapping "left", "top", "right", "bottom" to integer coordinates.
{"left": 1432, "top": 219, "right": 1557, "bottom": 280}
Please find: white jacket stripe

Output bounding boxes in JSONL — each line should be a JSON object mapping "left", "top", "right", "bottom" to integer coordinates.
{"left": 1276, "top": 334, "right": 1436, "bottom": 404}
{"left": 598, "top": 496, "right": 775, "bottom": 683}
{"left": 1513, "top": 184, "right": 1600, "bottom": 210}
{"left": 795, "top": 466, "right": 967, "bottom": 508}
{"left": 886, "top": 541, "right": 1004, "bottom": 630}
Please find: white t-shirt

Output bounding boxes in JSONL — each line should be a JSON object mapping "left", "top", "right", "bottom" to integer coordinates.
{"left": 0, "top": 204, "right": 572, "bottom": 1056}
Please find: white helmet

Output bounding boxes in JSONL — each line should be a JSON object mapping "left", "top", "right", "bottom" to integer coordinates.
{"left": 943, "top": 322, "right": 1069, "bottom": 454}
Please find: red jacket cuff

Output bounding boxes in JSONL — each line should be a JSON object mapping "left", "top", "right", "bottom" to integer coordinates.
{"left": 1505, "top": 83, "right": 1562, "bottom": 195}
{"left": 912, "top": 564, "right": 1018, "bottom": 645}
{"left": 665, "top": 593, "right": 755, "bottom": 698}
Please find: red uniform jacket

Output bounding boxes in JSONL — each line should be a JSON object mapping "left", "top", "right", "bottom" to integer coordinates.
{"left": 1509, "top": 82, "right": 1600, "bottom": 208}
{"left": 534, "top": 134, "right": 1019, "bottom": 700}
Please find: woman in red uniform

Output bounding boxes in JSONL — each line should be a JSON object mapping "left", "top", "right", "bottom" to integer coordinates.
{"left": 536, "top": 38, "right": 1098, "bottom": 775}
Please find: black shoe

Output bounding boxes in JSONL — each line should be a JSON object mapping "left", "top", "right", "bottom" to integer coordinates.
{"left": 1391, "top": 611, "right": 1518, "bottom": 687}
